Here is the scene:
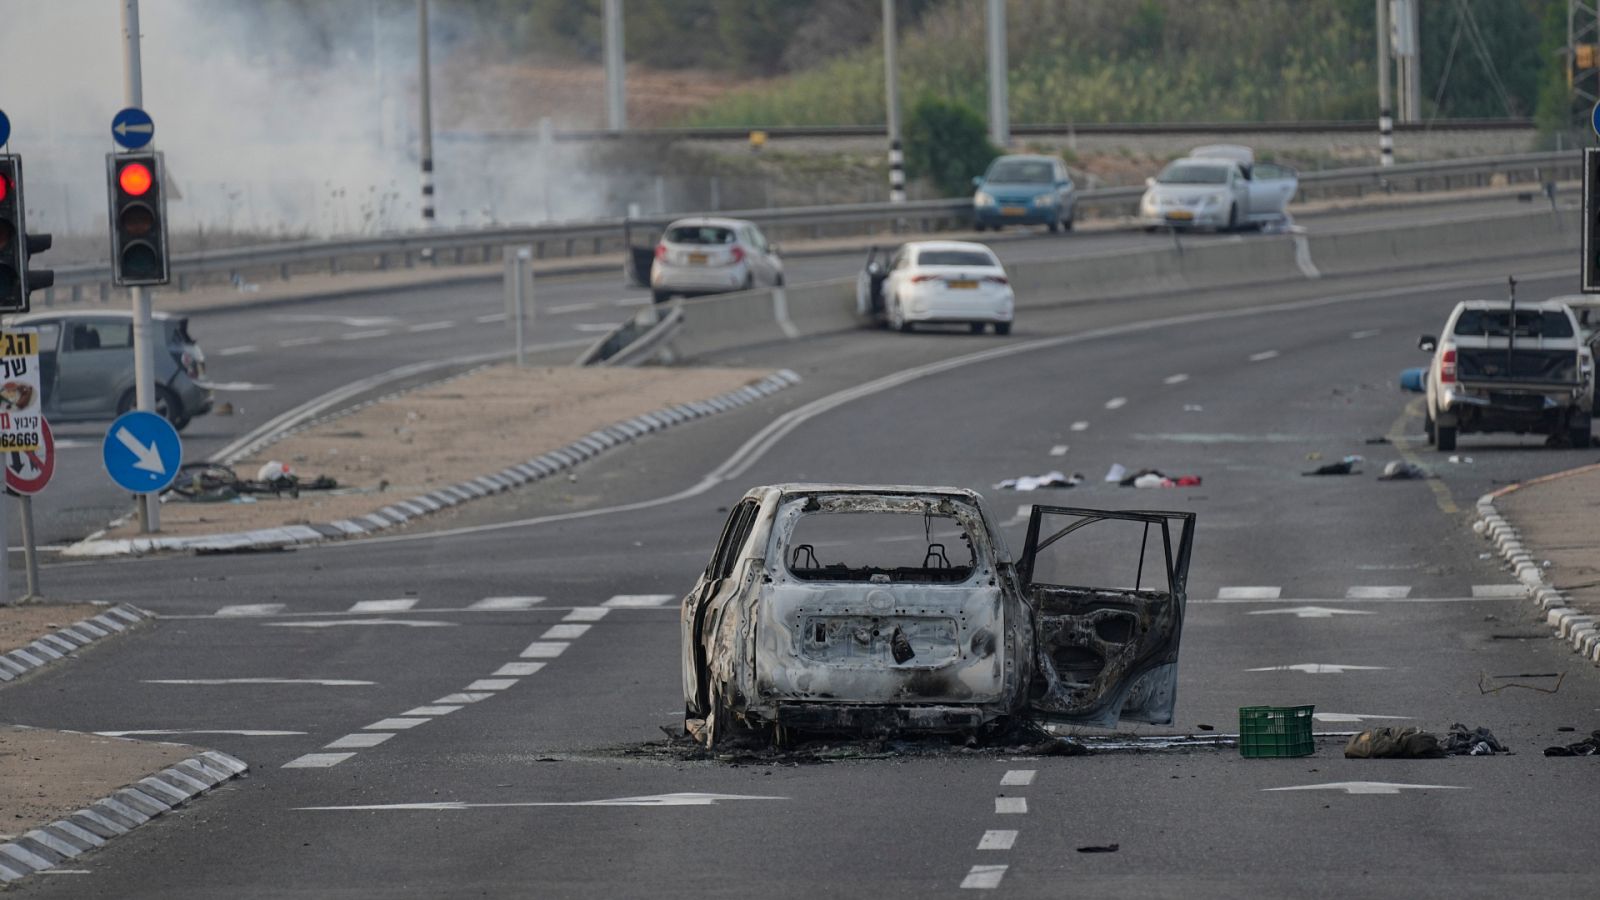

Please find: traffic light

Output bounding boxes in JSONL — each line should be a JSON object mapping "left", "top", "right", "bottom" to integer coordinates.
{"left": 106, "top": 151, "right": 169, "bottom": 286}
{"left": 0, "top": 154, "right": 50, "bottom": 314}
{"left": 1585, "top": 148, "right": 1600, "bottom": 293}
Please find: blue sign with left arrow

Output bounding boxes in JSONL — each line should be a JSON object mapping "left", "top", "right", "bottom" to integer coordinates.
{"left": 0, "top": 109, "right": 11, "bottom": 147}
{"left": 102, "top": 410, "right": 181, "bottom": 493}
{"left": 111, "top": 107, "right": 155, "bottom": 150}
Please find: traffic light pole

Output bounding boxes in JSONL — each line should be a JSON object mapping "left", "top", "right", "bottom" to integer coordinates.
{"left": 122, "top": 0, "right": 158, "bottom": 532}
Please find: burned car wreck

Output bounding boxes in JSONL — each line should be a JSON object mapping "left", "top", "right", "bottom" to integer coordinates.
{"left": 680, "top": 484, "right": 1195, "bottom": 745}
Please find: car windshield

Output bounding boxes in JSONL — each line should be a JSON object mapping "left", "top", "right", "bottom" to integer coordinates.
{"left": 1453, "top": 309, "right": 1574, "bottom": 338}
{"left": 665, "top": 225, "right": 735, "bottom": 245}
{"left": 1157, "top": 163, "right": 1229, "bottom": 185}
{"left": 986, "top": 160, "right": 1054, "bottom": 183}
{"left": 786, "top": 509, "right": 977, "bottom": 584}
{"left": 917, "top": 249, "right": 995, "bottom": 267}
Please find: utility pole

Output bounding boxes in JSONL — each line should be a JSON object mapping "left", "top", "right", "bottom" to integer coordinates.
{"left": 1405, "top": 0, "right": 1421, "bottom": 121}
{"left": 418, "top": 0, "right": 435, "bottom": 226}
{"left": 1377, "top": 0, "right": 1394, "bottom": 166}
{"left": 604, "top": 0, "right": 627, "bottom": 131}
{"left": 883, "top": 0, "right": 904, "bottom": 203}
{"left": 985, "top": 0, "right": 1009, "bottom": 147}
{"left": 122, "top": 0, "right": 159, "bottom": 532}
{"left": 1389, "top": 0, "right": 1421, "bottom": 122}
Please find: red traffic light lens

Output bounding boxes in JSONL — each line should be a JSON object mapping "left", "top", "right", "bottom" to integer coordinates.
{"left": 119, "top": 163, "right": 153, "bottom": 196}
{"left": 0, "top": 174, "right": 9, "bottom": 203}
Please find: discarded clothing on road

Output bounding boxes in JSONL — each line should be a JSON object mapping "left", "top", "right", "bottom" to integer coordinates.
{"left": 1344, "top": 726, "right": 1444, "bottom": 759}
{"left": 994, "top": 470, "right": 1084, "bottom": 491}
{"left": 1304, "top": 455, "right": 1363, "bottom": 476}
{"left": 1114, "top": 467, "right": 1202, "bottom": 488}
{"left": 1377, "top": 461, "right": 1430, "bottom": 481}
{"left": 1443, "top": 723, "right": 1507, "bottom": 756}
{"left": 1544, "top": 730, "right": 1600, "bottom": 757}
{"left": 166, "top": 461, "right": 338, "bottom": 502}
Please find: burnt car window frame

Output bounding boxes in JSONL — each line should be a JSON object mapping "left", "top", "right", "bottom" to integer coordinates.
{"left": 1018, "top": 506, "right": 1194, "bottom": 594}
{"left": 706, "top": 499, "right": 759, "bottom": 581}
{"left": 774, "top": 493, "right": 986, "bottom": 586}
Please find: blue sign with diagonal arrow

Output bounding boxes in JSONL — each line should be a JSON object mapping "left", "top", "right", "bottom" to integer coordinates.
{"left": 111, "top": 107, "right": 155, "bottom": 150}
{"left": 102, "top": 410, "right": 181, "bottom": 493}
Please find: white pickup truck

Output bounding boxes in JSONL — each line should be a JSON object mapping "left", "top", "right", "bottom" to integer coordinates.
{"left": 1421, "top": 299, "right": 1595, "bottom": 451}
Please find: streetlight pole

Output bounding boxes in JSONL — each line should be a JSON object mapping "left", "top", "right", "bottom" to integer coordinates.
{"left": 985, "top": 0, "right": 1009, "bottom": 147}
{"left": 604, "top": 0, "right": 627, "bottom": 131}
{"left": 122, "top": 0, "right": 159, "bottom": 532}
{"left": 418, "top": 0, "right": 435, "bottom": 226}
{"left": 883, "top": 0, "right": 904, "bottom": 203}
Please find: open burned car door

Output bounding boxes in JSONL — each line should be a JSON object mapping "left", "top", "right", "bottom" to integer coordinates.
{"left": 1018, "top": 506, "right": 1195, "bottom": 728}
{"left": 623, "top": 218, "right": 667, "bottom": 288}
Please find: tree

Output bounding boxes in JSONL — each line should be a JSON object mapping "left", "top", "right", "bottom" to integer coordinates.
{"left": 904, "top": 95, "right": 997, "bottom": 197}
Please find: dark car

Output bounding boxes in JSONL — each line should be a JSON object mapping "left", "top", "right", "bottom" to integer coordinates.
{"left": 10, "top": 311, "right": 212, "bottom": 430}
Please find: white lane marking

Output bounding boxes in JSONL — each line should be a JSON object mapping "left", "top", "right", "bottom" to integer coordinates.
{"left": 298, "top": 792, "right": 788, "bottom": 811}
{"left": 563, "top": 607, "right": 610, "bottom": 622}
{"left": 1313, "top": 713, "right": 1413, "bottom": 723}
{"left": 615, "top": 296, "right": 649, "bottom": 307}
{"left": 1048, "top": 444, "right": 1068, "bottom": 457}
{"left": 466, "top": 678, "right": 520, "bottom": 691}
{"left": 349, "top": 599, "right": 418, "bottom": 613}
{"left": 267, "top": 619, "right": 456, "bottom": 628}
{"left": 53, "top": 439, "right": 92, "bottom": 450}
{"left": 977, "top": 830, "right": 1018, "bottom": 851}
{"left": 1350, "top": 329, "right": 1382, "bottom": 340}
{"left": 494, "top": 662, "right": 546, "bottom": 677}
{"left": 573, "top": 323, "right": 618, "bottom": 333}
{"left": 341, "top": 329, "right": 392, "bottom": 341}
{"left": 283, "top": 753, "right": 355, "bottom": 769}
{"left": 1069, "top": 421, "right": 1089, "bottom": 432}
{"left": 215, "top": 603, "right": 286, "bottom": 617}
{"left": 1472, "top": 584, "right": 1528, "bottom": 599}
{"left": 39, "top": 870, "right": 93, "bottom": 875}
{"left": 325, "top": 733, "right": 394, "bottom": 749}
{"left": 365, "top": 718, "right": 429, "bottom": 730}
{"left": 275, "top": 314, "right": 397, "bottom": 327}
{"left": 94, "top": 730, "right": 306, "bottom": 737}
{"left": 1218, "top": 586, "right": 1281, "bottom": 600}
{"left": 540, "top": 624, "right": 590, "bottom": 640}
{"left": 278, "top": 336, "right": 324, "bottom": 348}
{"left": 961, "top": 865, "right": 1009, "bottom": 889}
{"left": 603, "top": 594, "right": 676, "bottom": 608}
{"left": 199, "top": 381, "right": 274, "bottom": 391}
{"left": 1163, "top": 373, "right": 1189, "bottom": 385}
{"left": 1246, "top": 664, "right": 1389, "bottom": 674}
{"left": 403, "top": 705, "right": 462, "bottom": 717}
{"left": 546, "top": 301, "right": 600, "bottom": 314}
{"left": 407, "top": 320, "right": 456, "bottom": 333}
{"left": 520, "top": 642, "right": 568, "bottom": 658}
{"left": 1346, "top": 586, "right": 1411, "bottom": 599}
{"left": 994, "top": 797, "right": 1027, "bottom": 814}
{"left": 217, "top": 345, "right": 257, "bottom": 356}
{"left": 1249, "top": 350, "right": 1280, "bottom": 362}
{"left": 1000, "top": 770, "right": 1035, "bottom": 786}
{"left": 1265, "top": 782, "right": 1465, "bottom": 795}
{"left": 475, "top": 313, "right": 507, "bottom": 323}
{"left": 468, "top": 596, "right": 544, "bottom": 610}
{"left": 1247, "top": 606, "right": 1375, "bottom": 619}
{"left": 1104, "top": 397, "right": 1127, "bottom": 410}
{"left": 435, "top": 692, "right": 495, "bottom": 704}
{"left": 142, "top": 678, "right": 373, "bottom": 686}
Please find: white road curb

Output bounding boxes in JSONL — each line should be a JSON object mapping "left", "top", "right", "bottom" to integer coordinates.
{"left": 0, "top": 605, "right": 151, "bottom": 684}
{"left": 1475, "top": 492, "right": 1600, "bottom": 663}
{"left": 0, "top": 745, "right": 247, "bottom": 883}
{"left": 61, "top": 371, "right": 802, "bottom": 559}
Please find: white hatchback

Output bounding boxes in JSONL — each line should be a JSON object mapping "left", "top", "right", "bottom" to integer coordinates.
{"left": 649, "top": 217, "right": 783, "bottom": 304}
{"left": 860, "top": 241, "right": 1014, "bottom": 334}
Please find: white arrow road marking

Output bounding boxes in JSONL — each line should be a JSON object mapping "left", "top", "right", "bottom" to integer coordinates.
{"left": 266, "top": 619, "right": 456, "bottom": 628}
{"left": 1312, "top": 713, "right": 1414, "bottom": 723}
{"left": 94, "top": 730, "right": 306, "bottom": 737}
{"left": 1246, "top": 664, "right": 1389, "bottom": 675}
{"left": 1247, "top": 606, "right": 1376, "bottom": 619}
{"left": 115, "top": 426, "right": 165, "bottom": 474}
{"left": 297, "top": 793, "right": 789, "bottom": 811}
{"left": 1264, "top": 782, "right": 1465, "bottom": 796}
{"left": 142, "top": 678, "right": 374, "bottom": 686}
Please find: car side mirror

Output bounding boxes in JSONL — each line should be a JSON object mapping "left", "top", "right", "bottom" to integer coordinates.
{"left": 768, "top": 242, "right": 781, "bottom": 255}
{"left": 1145, "top": 176, "right": 1156, "bottom": 188}
{"left": 1418, "top": 335, "right": 1438, "bottom": 353}
{"left": 865, "top": 262, "right": 884, "bottom": 276}
{"left": 972, "top": 176, "right": 983, "bottom": 187}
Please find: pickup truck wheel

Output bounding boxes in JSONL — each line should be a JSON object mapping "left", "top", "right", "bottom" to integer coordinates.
{"left": 1436, "top": 424, "right": 1457, "bottom": 452}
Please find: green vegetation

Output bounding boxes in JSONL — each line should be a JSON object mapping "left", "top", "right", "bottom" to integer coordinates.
{"left": 903, "top": 97, "right": 997, "bottom": 196}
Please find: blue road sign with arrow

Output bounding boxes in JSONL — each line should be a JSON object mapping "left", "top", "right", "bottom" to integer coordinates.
{"left": 0, "top": 109, "right": 10, "bottom": 147}
{"left": 102, "top": 410, "right": 181, "bottom": 493}
{"left": 111, "top": 107, "right": 155, "bottom": 150}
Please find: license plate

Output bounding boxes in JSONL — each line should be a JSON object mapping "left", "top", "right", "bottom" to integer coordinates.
{"left": 1166, "top": 210, "right": 1194, "bottom": 221}
{"left": 946, "top": 280, "right": 978, "bottom": 289}
{"left": 1000, "top": 206, "right": 1027, "bottom": 217}
{"left": 687, "top": 252, "right": 708, "bottom": 265}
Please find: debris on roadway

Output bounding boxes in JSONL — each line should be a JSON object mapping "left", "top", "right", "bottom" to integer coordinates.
{"left": 1303, "top": 455, "right": 1364, "bottom": 476}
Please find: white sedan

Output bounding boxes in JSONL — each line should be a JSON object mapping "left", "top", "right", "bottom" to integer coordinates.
{"left": 857, "top": 241, "right": 1014, "bottom": 334}
{"left": 1139, "top": 145, "right": 1298, "bottom": 232}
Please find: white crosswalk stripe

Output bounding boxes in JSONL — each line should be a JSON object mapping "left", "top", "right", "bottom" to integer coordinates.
{"left": 349, "top": 599, "right": 417, "bottom": 613}
{"left": 283, "top": 753, "right": 355, "bottom": 768}
{"left": 541, "top": 624, "right": 590, "bottom": 640}
{"left": 1346, "top": 586, "right": 1411, "bottom": 599}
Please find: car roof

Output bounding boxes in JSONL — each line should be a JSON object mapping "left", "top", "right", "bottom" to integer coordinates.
{"left": 664, "top": 217, "right": 753, "bottom": 230}
{"left": 763, "top": 482, "right": 985, "bottom": 501}
{"left": 990, "top": 154, "right": 1056, "bottom": 164}
{"left": 1163, "top": 157, "right": 1235, "bottom": 170}
{"left": 9, "top": 310, "right": 182, "bottom": 322}
{"left": 1456, "top": 298, "right": 1573, "bottom": 313}
{"left": 904, "top": 241, "right": 998, "bottom": 256}
{"left": 1189, "top": 144, "right": 1254, "bottom": 163}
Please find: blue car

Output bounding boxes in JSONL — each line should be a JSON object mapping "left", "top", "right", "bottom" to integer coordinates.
{"left": 972, "top": 154, "right": 1077, "bottom": 233}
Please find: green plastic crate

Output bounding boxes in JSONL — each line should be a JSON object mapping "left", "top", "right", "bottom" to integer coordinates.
{"left": 1238, "top": 705, "right": 1315, "bottom": 758}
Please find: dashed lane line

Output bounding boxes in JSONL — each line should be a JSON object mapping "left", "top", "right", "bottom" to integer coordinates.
{"left": 142, "top": 678, "right": 373, "bottom": 686}
{"left": 1000, "top": 770, "right": 1036, "bottom": 786}
{"left": 494, "top": 662, "right": 546, "bottom": 677}
{"left": 1249, "top": 350, "right": 1280, "bottom": 362}
{"left": 349, "top": 599, "right": 417, "bottom": 613}
{"left": 1163, "top": 373, "right": 1189, "bottom": 384}
{"left": 341, "top": 329, "right": 392, "bottom": 341}
{"left": 278, "top": 336, "right": 324, "bottom": 348}
{"left": 1217, "top": 586, "right": 1281, "bottom": 600}
{"left": 1069, "top": 421, "right": 1089, "bottom": 432}
{"left": 266, "top": 619, "right": 457, "bottom": 628}
{"left": 519, "top": 642, "right": 568, "bottom": 658}
{"left": 468, "top": 596, "right": 544, "bottom": 611}
{"left": 403, "top": 705, "right": 461, "bottom": 717}
{"left": 1350, "top": 329, "right": 1382, "bottom": 339}
{"left": 1048, "top": 445, "right": 1068, "bottom": 456}
{"left": 602, "top": 594, "right": 676, "bottom": 608}
{"left": 1104, "top": 397, "right": 1127, "bottom": 410}
{"left": 407, "top": 320, "right": 456, "bottom": 333}
{"left": 961, "top": 866, "right": 1009, "bottom": 890}
{"left": 282, "top": 753, "right": 354, "bottom": 769}
{"left": 977, "top": 831, "right": 1018, "bottom": 850}
{"left": 365, "top": 717, "right": 429, "bottom": 730}
{"left": 563, "top": 607, "right": 610, "bottom": 622}
{"left": 475, "top": 313, "right": 507, "bottom": 323}
{"left": 217, "top": 345, "right": 257, "bottom": 357}
{"left": 540, "top": 624, "right": 590, "bottom": 640}
{"left": 994, "top": 797, "right": 1027, "bottom": 814}
{"left": 95, "top": 730, "right": 306, "bottom": 737}
{"left": 325, "top": 733, "right": 394, "bottom": 749}
{"left": 215, "top": 604, "right": 286, "bottom": 617}
{"left": 465, "top": 678, "right": 519, "bottom": 691}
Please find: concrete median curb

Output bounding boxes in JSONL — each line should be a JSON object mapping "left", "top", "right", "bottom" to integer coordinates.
{"left": 0, "top": 605, "right": 153, "bottom": 686}
{"left": 1473, "top": 463, "right": 1600, "bottom": 663}
{"left": 60, "top": 370, "right": 802, "bottom": 559}
{"left": 0, "top": 743, "right": 247, "bottom": 883}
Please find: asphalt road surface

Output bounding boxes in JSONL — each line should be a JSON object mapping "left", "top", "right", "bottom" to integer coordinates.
{"left": 8, "top": 241, "right": 1600, "bottom": 897}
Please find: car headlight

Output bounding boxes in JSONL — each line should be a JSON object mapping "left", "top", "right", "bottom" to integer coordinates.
{"left": 1201, "top": 194, "right": 1222, "bottom": 208}
{"left": 1032, "top": 194, "right": 1057, "bottom": 207}
{"left": 974, "top": 191, "right": 995, "bottom": 206}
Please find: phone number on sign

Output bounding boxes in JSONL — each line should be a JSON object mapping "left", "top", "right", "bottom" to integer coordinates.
{"left": 0, "top": 432, "right": 40, "bottom": 450}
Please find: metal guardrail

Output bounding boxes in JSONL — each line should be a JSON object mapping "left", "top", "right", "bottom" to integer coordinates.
{"left": 43, "top": 150, "right": 1580, "bottom": 306}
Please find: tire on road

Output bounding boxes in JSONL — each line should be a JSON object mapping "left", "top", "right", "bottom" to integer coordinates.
{"left": 118, "top": 385, "right": 187, "bottom": 431}
{"left": 995, "top": 321, "right": 1013, "bottom": 336}
{"left": 1436, "top": 424, "right": 1457, "bottom": 452}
